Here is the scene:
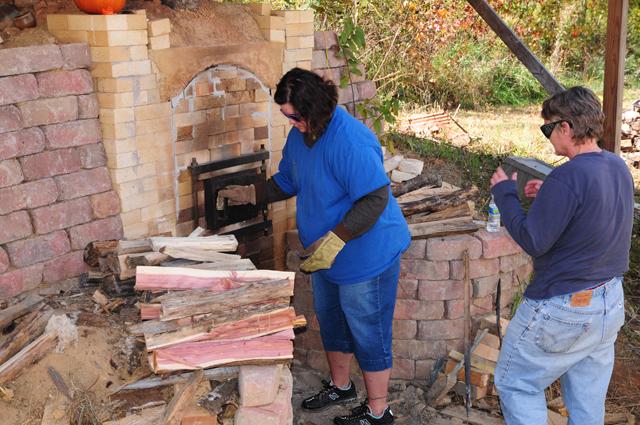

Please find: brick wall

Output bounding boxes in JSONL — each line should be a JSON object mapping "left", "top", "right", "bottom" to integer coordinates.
{"left": 287, "top": 228, "right": 533, "bottom": 383}
{"left": 0, "top": 43, "right": 123, "bottom": 299}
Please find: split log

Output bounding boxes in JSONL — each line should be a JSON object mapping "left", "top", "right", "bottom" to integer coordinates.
{"left": 134, "top": 267, "right": 294, "bottom": 291}
{"left": 183, "top": 259, "right": 256, "bottom": 271}
{"left": 83, "top": 240, "right": 118, "bottom": 267}
{"left": 41, "top": 394, "right": 69, "bottom": 425}
{"left": 396, "top": 185, "right": 458, "bottom": 204}
{"left": 0, "top": 306, "right": 52, "bottom": 365}
{"left": 160, "top": 369, "right": 204, "bottom": 425}
{"left": 106, "top": 255, "right": 137, "bottom": 280}
{"left": 188, "top": 227, "right": 207, "bottom": 237}
{"left": 401, "top": 186, "right": 478, "bottom": 216}
{"left": 127, "top": 252, "right": 170, "bottom": 267}
{"left": 103, "top": 406, "right": 166, "bottom": 425}
{"left": 161, "top": 246, "right": 240, "bottom": 262}
{"left": 548, "top": 409, "right": 568, "bottom": 425}
{"left": 151, "top": 331, "right": 294, "bottom": 372}
{"left": 408, "top": 217, "right": 482, "bottom": 239}
{"left": 0, "top": 331, "right": 58, "bottom": 385}
{"left": 406, "top": 201, "right": 474, "bottom": 224}
{"left": 79, "top": 271, "right": 108, "bottom": 288}
{"left": 101, "top": 275, "right": 136, "bottom": 296}
{"left": 114, "top": 367, "right": 239, "bottom": 392}
{"left": 448, "top": 350, "right": 496, "bottom": 374}
{"left": 0, "top": 294, "right": 43, "bottom": 330}
{"left": 149, "top": 235, "right": 238, "bottom": 253}
{"left": 159, "top": 278, "right": 293, "bottom": 321}
{"left": 392, "top": 174, "right": 442, "bottom": 198}
{"left": 444, "top": 360, "right": 489, "bottom": 387}
{"left": 139, "top": 304, "right": 162, "bottom": 320}
{"left": 117, "top": 239, "right": 152, "bottom": 255}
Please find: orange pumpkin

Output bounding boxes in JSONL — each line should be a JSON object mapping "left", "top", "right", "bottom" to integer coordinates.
{"left": 73, "top": 0, "right": 126, "bottom": 15}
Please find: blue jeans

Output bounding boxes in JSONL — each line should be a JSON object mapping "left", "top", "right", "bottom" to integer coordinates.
{"left": 495, "top": 277, "right": 625, "bottom": 425}
{"left": 311, "top": 259, "right": 400, "bottom": 372}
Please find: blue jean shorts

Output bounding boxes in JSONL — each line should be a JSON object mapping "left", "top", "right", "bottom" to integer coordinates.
{"left": 311, "top": 259, "right": 400, "bottom": 372}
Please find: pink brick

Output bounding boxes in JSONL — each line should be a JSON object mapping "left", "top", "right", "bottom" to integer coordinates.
{"left": 78, "top": 94, "right": 99, "bottom": 119}
{"left": 472, "top": 275, "right": 499, "bottom": 298}
{"left": 60, "top": 43, "right": 91, "bottom": 70}
{"left": 473, "top": 295, "right": 494, "bottom": 315}
{"left": 394, "top": 299, "right": 444, "bottom": 320}
{"left": 0, "top": 264, "right": 43, "bottom": 298}
{"left": 416, "top": 359, "right": 436, "bottom": 382}
{"left": 514, "top": 263, "right": 534, "bottom": 285}
{"left": 500, "top": 252, "right": 530, "bottom": 272}
{"left": 68, "top": 216, "right": 123, "bottom": 250}
{"left": 311, "top": 48, "right": 345, "bottom": 69}
{"left": 314, "top": 31, "right": 338, "bottom": 50}
{"left": 0, "top": 248, "right": 8, "bottom": 273}
{"left": 0, "top": 74, "right": 39, "bottom": 106}
{"left": 418, "top": 280, "right": 463, "bottom": 300}
{"left": 0, "top": 105, "right": 23, "bottom": 133}
{"left": 31, "top": 198, "right": 92, "bottom": 234}
{"left": 0, "top": 178, "right": 59, "bottom": 215}
{"left": 444, "top": 299, "right": 464, "bottom": 319}
{"left": 393, "top": 320, "right": 417, "bottom": 339}
{"left": 43, "top": 119, "right": 100, "bottom": 149}
{"left": 0, "top": 128, "right": 45, "bottom": 160}
{"left": 401, "top": 259, "right": 450, "bottom": 280}
{"left": 79, "top": 143, "right": 107, "bottom": 169}
{"left": 393, "top": 339, "right": 449, "bottom": 360}
{"left": 450, "top": 258, "right": 499, "bottom": 280}
{"left": 55, "top": 167, "right": 111, "bottom": 200}
{"left": 417, "top": 319, "right": 465, "bottom": 340}
{"left": 426, "top": 234, "right": 482, "bottom": 261}
{"left": 6, "top": 230, "right": 70, "bottom": 267}
{"left": 356, "top": 80, "right": 377, "bottom": 101}
{"left": 475, "top": 228, "right": 522, "bottom": 258}
{"left": 398, "top": 279, "right": 417, "bottom": 299}
{"left": 90, "top": 190, "right": 120, "bottom": 218}
{"left": 0, "top": 45, "right": 63, "bottom": 77}
{"left": 20, "top": 148, "right": 81, "bottom": 180}
{"left": 37, "top": 69, "right": 93, "bottom": 97}
{"left": 0, "top": 159, "right": 24, "bottom": 188}
{"left": 390, "top": 358, "right": 415, "bottom": 380}
{"left": 239, "top": 364, "right": 282, "bottom": 407}
{"left": 19, "top": 96, "right": 78, "bottom": 127}
{"left": 42, "top": 250, "right": 86, "bottom": 283}
{"left": 0, "top": 211, "right": 33, "bottom": 244}
{"left": 403, "top": 239, "right": 426, "bottom": 259}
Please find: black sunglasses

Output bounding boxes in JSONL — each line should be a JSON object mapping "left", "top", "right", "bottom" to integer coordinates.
{"left": 281, "top": 110, "right": 302, "bottom": 122}
{"left": 540, "top": 120, "right": 572, "bottom": 139}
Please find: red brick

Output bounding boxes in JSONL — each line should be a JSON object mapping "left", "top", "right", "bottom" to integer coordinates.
{"left": 415, "top": 359, "right": 436, "bottom": 382}
{"left": 90, "top": 190, "right": 120, "bottom": 218}
{"left": 393, "top": 320, "right": 417, "bottom": 339}
{"left": 77, "top": 94, "right": 99, "bottom": 119}
{"left": 0, "top": 74, "right": 39, "bottom": 106}
{"left": 418, "top": 280, "right": 464, "bottom": 301}
{"left": 394, "top": 299, "right": 444, "bottom": 320}
{"left": 37, "top": 69, "right": 93, "bottom": 97}
{"left": 0, "top": 248, "right": 8, "bottom": 273}
{"left": 0, "top": 159, "right": 24, "bottom": 188}
{"left": 0, "top": 210, "right": 33, "bottom": 244}
{"left": 475, "top": 228, "right": 522, "bottom": 258}
{"left": 398, "top": 279, "right": 417, "bottom": 299}
{"left": 42, "top": 250, "right": 86, "bottom": 283}
{"left": 0, "top": 45, "right": 63, "bottom": 77}
{"left": 19, "top": 96, "right": 78, "bottom": 127}
{"left": 0, "top": 178, "right": 58, "bottom": 215}
{"left": 68, "top": 216, "right": 123, "bottom": 250}
{"left": 444, "top": 299, "right": 464, "bottom": 319}
{"left": 31, "top": 198, "right": 92, "bottom": 234}
{"left": 0, "top": 264, "right": 43, "bottom": 298}
{"left": 472, "top": 275, "right": 499, "bottom": 298}
{"left": 416, "top": 260, "right": 450, "bottom": 280}
{"left": 500, "top": 252, "right": 531, "bottom": 273}
{"left": 311, "top": 48, "right": 345, "bottom": 69}
{"left": 0, "top": 105, "right": 23, "bottom": 133}
{"left": 43, "top": 119, "right": 100, "bottom": 149}
{"left": 6, "top": 230, "right": 70, "bottom": 267}
{"left": 426, "top": 234, "right": 482, "bottom": 261}
{"left": 0, "top": 128, "right": 45, "bottom": 160}
{"left": 450, "top": 258, "right": 499, "bottom": 280}
{"left": 314, "top": 31, "right": 338, "bottom": 50}
{"left": 403, "top": 239, "right": 426, "bottom": 259}
{"left": 417, "top": 319, "right": 465, "bottom": 340}
{"left": 472, "top": 295, "right": 494, "bottom": 315}
{"left": 55, "top": 167, "right": 111, "bottom": 200}
{"left": 390, "top": 357, "right": 415, "bottom": 380}
{"left": 79, "top": 143, "right": 107, "bottom": 169}
{"left": 60, "top": 43, "right": 91, "bottom": 70}
{"left": 20, "top": 148, "right": 81, "bottom": 180}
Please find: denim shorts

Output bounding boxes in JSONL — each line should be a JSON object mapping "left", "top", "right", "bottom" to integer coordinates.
{"left": 311, "top": 259, "right": 400, "bottom": 372}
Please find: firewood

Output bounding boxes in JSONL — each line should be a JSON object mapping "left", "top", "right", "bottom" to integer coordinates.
{"left": 134, "top": 267, "right": 294, "bottom": 291}
{"left": 182, "top": 259, "right": 256, "bottom": 271}
{"left": 114, "top": 367, "right": 239, "bottom": 393}
{"left": 448, "top": 350, "right": 496, "bottom": 374}
{"left": 473, "top": 343, "right": 500, "bottom": 363}
{"left": 0, "top": 306, "right": 52, "bottom": 365}
{"left": 548, "top": 409, "right": 568, "bottom": 425}
{"left": 160, "top": 369, "right": 204, "bottom": 425}
{"left": 149, "top": 235, "right": 238, "bottom": 253}
{"left": 408, "top": 217, "right": 482, "bottom": 238}
{"left": 444, "top": 359, "right": 489, "bottom": 387}
{"left": 396, "top": 185, "right": 458, "bottom": 204}
{"left": 47, "top": 367, "right": 72, "bottom": 400}
{"left": 160, "top": 246, "right": 241, "bottom": 262}
{"left": 106, "top": 255, "right": 137, "bottom": 280}
{"left": 83, "top": 240, "right": 118, "bottom": 267}
{"left": 401, "top": 186, "right": 478, "bottom": 216}
{"left": 139, "top": 304, "right": 162, "bottom": 320}
{"left": 103, "top": 406, "right": 165, "bottom": 425}
{"left": 188, "top": 227, "right": 207, "bottom": 237}
{"left": 41, "top": 394, "right": 69, "bottom": 425}
{"left": 92, "top": 290, "right": 109, "bottom": 306}
{"left": 0, "top": 331, "right": 58, "bottom": 385}
{"left": 406, "top": 201, "right": 474, "bottom": 224}
{"left": 0, "top": 294, "right": 43, "bottom": 330}
{"left": 117, "top": 239, "right": 152, "bottom": 255}
{"left": 127, "top": 252, "right": 170, "bottom": 267}
{"left": 392, "top": 174, "right": 442, "bottom": 198}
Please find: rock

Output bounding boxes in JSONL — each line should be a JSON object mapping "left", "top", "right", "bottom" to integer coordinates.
{"left": 391, "top": 169, "right": 418, "bottom": 183}
{"left": 384, "top": 154, "right": 404, "bottom": 173}
{"left": 398, "top": 158, "right": 424, "bottom": 175}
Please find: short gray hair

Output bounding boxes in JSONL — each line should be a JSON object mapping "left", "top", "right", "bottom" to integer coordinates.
{"left": 541, "top": 86, "right": 604, "bottom": 144}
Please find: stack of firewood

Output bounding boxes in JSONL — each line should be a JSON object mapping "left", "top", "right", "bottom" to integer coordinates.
{"left": 621, "top": 100, "right": 640, "bottom": 151}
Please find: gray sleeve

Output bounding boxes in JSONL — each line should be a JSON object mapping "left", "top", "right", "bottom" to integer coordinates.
{"left": 335, "top": 185, "right": 389, "bottom": 241}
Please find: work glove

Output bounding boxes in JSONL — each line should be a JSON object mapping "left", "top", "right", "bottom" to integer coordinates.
{"left": 218, "top": 184, "right": 256, "bottom": 206}
{"left": 300, "top": 231, "right": 346, "bottom": 273}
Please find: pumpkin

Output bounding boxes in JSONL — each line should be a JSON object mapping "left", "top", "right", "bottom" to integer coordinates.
{"left": 73, "top": 0, "right": 126, "bottom": 15}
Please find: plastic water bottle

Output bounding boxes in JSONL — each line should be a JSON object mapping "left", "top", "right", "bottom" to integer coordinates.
{"left": 487, "top": 195, "right": 500, "bottom": 232}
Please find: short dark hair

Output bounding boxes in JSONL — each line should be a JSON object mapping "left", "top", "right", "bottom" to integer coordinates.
{"left": 274, "top": 67, "right": 338, "bottom": 142}
{"left": 541, "top": 86, "right": 604, "bottom": 144}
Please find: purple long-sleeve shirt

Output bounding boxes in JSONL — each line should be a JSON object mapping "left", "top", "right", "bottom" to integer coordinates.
{"left": 491, "top": 150, "right": 633, "bottom": 299}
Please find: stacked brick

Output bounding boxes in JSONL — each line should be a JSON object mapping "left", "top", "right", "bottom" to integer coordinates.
{"left": 0, "top": 43, "right": 122, "bottom": 299}
{"left": 235, "top": 364, "right": 293, "bottom": 425}
{"left": 46, "top": 12, "right": 176, "bottom": 239}
{"left": 287, "top": 228, "right": 533, "bottom": 383}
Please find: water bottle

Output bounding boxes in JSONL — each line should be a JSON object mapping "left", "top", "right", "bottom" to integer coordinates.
{"left": 487, "top": 195, "right": 500, "bottom": 232}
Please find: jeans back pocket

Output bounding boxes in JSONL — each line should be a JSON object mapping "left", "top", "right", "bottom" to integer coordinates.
{"left": 535, "top": 312, "right": 591, "bottom": 353}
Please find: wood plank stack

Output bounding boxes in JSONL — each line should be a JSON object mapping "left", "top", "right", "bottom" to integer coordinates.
{"left": 132, "top": 267, "right": 304, "bottom": 373}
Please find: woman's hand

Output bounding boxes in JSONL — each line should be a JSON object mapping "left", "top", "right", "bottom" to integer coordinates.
{"left": 490, "top": 167, "right": 517, "bottom": 188}
{"left": 524, "top": 179, "right": 544, "bottom": 198}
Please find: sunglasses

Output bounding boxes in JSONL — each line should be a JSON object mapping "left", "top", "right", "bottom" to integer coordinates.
{"left": 540, "top": 120, "right": 572, "bottom": 139}
{"left": 281, "top": 110, "right": 302, "bottom": 123}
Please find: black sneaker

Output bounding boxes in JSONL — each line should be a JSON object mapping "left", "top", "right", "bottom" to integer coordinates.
{"left": 333, "top": 403, "right": 394, "bottom": 425}
{"left": 301, "top": 379, "right": 357, "bottom": 411}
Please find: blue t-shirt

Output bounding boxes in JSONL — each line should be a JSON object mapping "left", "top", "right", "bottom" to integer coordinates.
{"left": 491, "top": 150, "right": 633, "bottom": 299}
{"left": 273, "top": 107, "right": 411, "bottom": 284}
